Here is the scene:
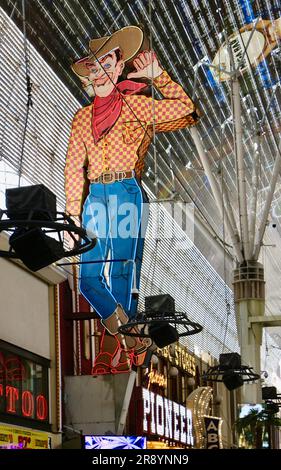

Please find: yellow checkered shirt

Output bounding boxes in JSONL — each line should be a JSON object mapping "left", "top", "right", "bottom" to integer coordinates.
{"left": 65, "top": 71, "right": 198, "bottom": 215}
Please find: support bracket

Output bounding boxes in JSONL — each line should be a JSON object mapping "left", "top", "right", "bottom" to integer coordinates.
{"left": 248, "top": 315, "right": 281, "bottom": 328}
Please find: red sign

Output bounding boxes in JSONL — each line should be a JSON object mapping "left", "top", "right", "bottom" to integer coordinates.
{"left": 0, "top": 384, "right": 48, "bottom": 421}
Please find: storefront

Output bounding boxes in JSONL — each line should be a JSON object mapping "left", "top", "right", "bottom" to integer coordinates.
{"left": 126, "top": 341, "right": 233, "bottom": 448}
{"left": 0, "top": 339, "right": 52, "bottom": 448}
{"left": 127, "top": 386, "right": 193, "bottom": 448}
{"left": 0, "top": 242, "right": 65, "bottom": 449}
{"left": 0, "top": 340, "right": 50, "bottom": 427}
{"left": 126, "top": 343, "right": 198, "bottom": 448}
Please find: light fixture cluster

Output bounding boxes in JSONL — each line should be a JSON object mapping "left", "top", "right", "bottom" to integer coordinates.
{"left": 201, "top": 353, "right": 260, "bottom": 391}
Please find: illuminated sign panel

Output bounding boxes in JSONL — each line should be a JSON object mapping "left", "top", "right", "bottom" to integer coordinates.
{"left": 148, "top": 369, "right": 167, "bottom": 388}
{"left": 203, "top": 416, "right": 223, "bottom": 449}
{"left": 0, "top": 341, "right": 49, "bottom": 425}
{"left": 157, "top": 344, "right": 196, "bottom": 376}
{"left": 0, "top": 424, "right": 50, "bottom": 449}
{"left": 0, "top": 385, "right": 48, "bottom": 421}
{"left": 142, "top": 388, "right": 193, "bottom": 446}
{"left": 83, "top": 436, "right": 146, "bottom": 449}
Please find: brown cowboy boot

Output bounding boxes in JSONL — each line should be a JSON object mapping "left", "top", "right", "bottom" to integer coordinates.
{"left": 102, "top": 304, "right": 151, "bottom": 355}
{"left": 92, "top": 328, "right": 119, "bottom": 375}
{"left": 131, "top": 351, "right": 146, "bottom": 367}
{"left": 111, "top": 348, "right": 133, "bottom": 374}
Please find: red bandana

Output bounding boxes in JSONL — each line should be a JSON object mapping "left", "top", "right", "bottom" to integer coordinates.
{"left": 92, "top": 80, "right": 146, "bottom": 143}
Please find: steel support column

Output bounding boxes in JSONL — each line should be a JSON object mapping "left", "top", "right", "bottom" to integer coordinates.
{"left": 233, "top": 261, "right": 265, "bottom": 403}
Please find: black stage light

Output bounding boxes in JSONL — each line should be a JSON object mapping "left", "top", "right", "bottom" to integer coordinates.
{"left": 222, "top": 370, "right": 244, "bottom": 391}
{"left": 6, "top": 184, "right": 56, "bottom": 220}
{"left": 118, "top": 293, "right": 202, "bottom": 344}
{"left": 145, "top": 294, "right": 175, "bottom": 315}
{"left": 262, "top": 386, "right": 277, "bottom": 400}
{"left": 148, "top": 322, "right": 179, "bottom": 348}
{"left": 145, "top": 295, "right": 178, "bottom": 347}
{"left": 9, "top": 227, "right": 64, "bottom": 271}
{"left": 6, "top": 185, "right": 64, "bottom": 271}
{"left": 1, "top": 185, "right": 96, "bottom": 267}
{"left": 219, "top": 353, "right": 241, "bottom": 369}
{"left": 202, "top": 352, "right": 259, "bottom": 389}
{"left": 265, "top": 402, "right": 279, "bottom": 414}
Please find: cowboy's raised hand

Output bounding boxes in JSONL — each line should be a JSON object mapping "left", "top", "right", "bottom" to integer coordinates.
{"left": 127, "top": 51, "right": 163, "bottom": 80}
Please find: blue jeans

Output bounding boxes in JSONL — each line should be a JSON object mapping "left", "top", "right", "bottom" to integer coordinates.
{"left": 79, "top": 178, "right": 148, "bottom": 320}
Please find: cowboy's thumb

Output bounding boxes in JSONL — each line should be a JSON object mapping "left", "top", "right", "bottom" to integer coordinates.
{"left": 127, "top": 70, "right": 144, "bottom": 79}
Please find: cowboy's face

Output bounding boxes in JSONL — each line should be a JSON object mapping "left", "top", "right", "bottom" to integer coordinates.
{"left": 87, "top": 51, "right": 124, "bottom": 97}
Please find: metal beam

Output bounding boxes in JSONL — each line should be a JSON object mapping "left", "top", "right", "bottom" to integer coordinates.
{"left": 190, "top": 126, "right": 243, "bottom": 262}
{"left": 222, "top": 177, "right": 240, "bottom": 242}
{"left": 248, "top": 134, "right": 260, "bottom": 258}
{"left": 64, "top": 312, "right": 99, "bottom": 321}
{"left": 248, "top": 316, "right": 281, "bottom": 328}
{"left": 232, "top": 79, "right": 250, "bottom": 260}
{"left": 253, "top": 138, "right": 281, "bottom": 260}
{"left": 116, "top": 371, "right": 137, "bottom": 434}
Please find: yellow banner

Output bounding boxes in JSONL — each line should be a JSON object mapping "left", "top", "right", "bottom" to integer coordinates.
{"left": 0, "top": 424, "right": 50, "bottom": 449}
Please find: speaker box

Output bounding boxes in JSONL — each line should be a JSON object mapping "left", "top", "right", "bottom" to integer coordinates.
{"left": 222, "top": 370, "right": 244, "bottom": 391}
{"left": 6, "top": 184, "right": 57, "bottom": 220}
{"left": 10, "top": 227, "right": 64, "bottom": 271}
{"left": 219, "top": 353, "right": 241, "bottom": 369}
{"left": 265, "top": 402, "right": 279, "bottom": 414}
{"left": 145, "top": 294, "right": 175, "bottom": 314}
{"left": 262, "top": 386, "right": 277, "bottom": 400}
{"left": 148, "top": 322, "right": 179, "bottom": 348}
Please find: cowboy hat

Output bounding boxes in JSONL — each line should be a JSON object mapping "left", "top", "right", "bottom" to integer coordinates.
{"left": 72, "top": 25, "right": 144, "bottom": 77}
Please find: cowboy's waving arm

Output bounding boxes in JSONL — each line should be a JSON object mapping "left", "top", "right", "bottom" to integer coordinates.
{"left": 127, "top": 51, "right": 199, "bottom": 129}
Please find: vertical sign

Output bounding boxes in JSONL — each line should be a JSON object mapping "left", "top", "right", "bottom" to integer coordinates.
{"left": 204, "top": 416, "right": 222, "bottom": 449}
